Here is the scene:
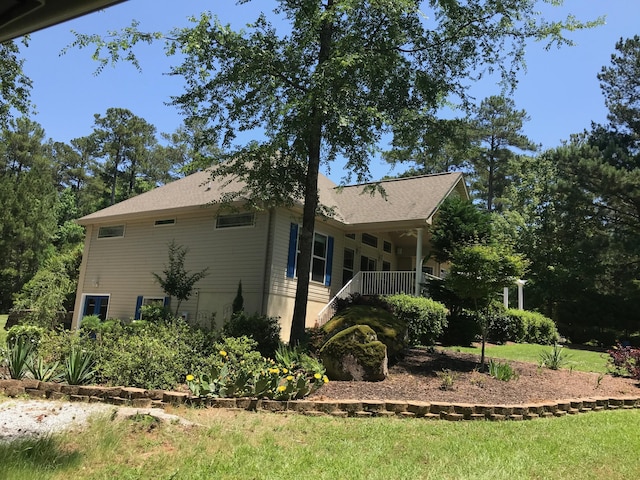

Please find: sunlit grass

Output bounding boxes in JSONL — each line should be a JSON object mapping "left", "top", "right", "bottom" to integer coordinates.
{"left": 0, "top": 314, "right": 8, "bottom": 347}
{"left": 442, "top": 343, "right": 611, "bottom": 373}
{"left": 0, "top": 408, "right": 638, "bottom": 480}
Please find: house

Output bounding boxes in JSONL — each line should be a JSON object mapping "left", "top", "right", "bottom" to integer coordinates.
{"left": 71, "top": 170, "right": 469, "bottom": 338}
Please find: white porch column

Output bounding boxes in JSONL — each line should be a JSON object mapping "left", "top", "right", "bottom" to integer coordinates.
{"left": 414, "top": 227, "right": 423, "bottom": 296}
{"left": 503, "top": 287, "right": 509, "bottom": 308}
{"left": 516, "top": 279, "right": 526, "bottom": 310}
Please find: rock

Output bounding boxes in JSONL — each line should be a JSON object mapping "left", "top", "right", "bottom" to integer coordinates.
{"left": 320, "top": 324, "right": 388, "bottom": 381}
{"left": 322, "top": 305, "right": 407, "bottom": 360}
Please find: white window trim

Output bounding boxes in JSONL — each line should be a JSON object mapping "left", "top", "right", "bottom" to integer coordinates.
{"left": 294, "top": 229, "right": 330, "bottom": 285}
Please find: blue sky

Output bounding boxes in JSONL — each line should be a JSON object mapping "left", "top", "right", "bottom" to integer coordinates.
{"left": 17, "top": 0, "right": 640, "bottom": 184}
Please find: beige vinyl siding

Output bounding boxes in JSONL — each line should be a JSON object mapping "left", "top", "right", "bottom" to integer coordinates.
{"left": 266, "top": 209, "right": 343, "bottom": 304}
{"left": 74, "top": 208, "right": 269, "bottom": 325}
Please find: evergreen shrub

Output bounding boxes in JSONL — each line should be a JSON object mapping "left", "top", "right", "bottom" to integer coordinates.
{"left": 385, "top": 294, "right": 448, "bottom": 346}
{"left": 223, "top": 312, "right": 281, "bottom": 358}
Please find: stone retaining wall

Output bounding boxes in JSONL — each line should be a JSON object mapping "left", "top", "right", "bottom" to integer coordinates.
{"left": 2, "top": 379, "right": 639, "bottom": 421}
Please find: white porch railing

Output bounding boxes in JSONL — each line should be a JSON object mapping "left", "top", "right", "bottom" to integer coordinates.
{"left": 316, "top": 271, "right": 440, "bottom": 326}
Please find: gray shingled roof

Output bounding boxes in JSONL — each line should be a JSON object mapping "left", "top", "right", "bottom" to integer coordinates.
{"left": 78, "top": 169, "right": 466, "bottom": 227}
{"left": 331, "top": 172, "right": 466, "bottom": 225}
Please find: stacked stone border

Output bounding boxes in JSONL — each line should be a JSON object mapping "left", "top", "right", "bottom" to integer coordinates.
{"left": 2, "top": 379, "right": 639, "bottom": 421}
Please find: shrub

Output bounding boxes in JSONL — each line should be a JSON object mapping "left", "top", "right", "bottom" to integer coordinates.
{"left": 488, "top": 310, "right": 558, "bottom": 345}
{"left": 487, "top": 308, "right": 526, "bottom": 344}
{"left": 334, "top": 293, "right": 393, "bottom": 315}
{"left": 507, "top": 310, "right": 558, "bottom": 345}
{"left": 6, "top": 324, "right": 46, "bottom": 350}
{"left": 223, "top": 312, "right": 281, "bottom": 358}
{"left": 385, "top": 294, "right": 448, "bottom": 346}
{"left": 440, "top": 310, "right": 481, "bottom": 346}
{"left": 139, "top": 305, "right": 175, "bottom": 323}
{"left": 608, "top": 343, "right": 640, "bottom": 380}
{"left": 37, "top": 329, "right": 89, "bottom": 365}
{"left": 436, "top": 369, "right": 458, "bottom": 390}
{"left": 301, "top": 326, "right": 327, "bottom": 355}
{"left": 94, "top": 318, "right": 209, "bottom": 390}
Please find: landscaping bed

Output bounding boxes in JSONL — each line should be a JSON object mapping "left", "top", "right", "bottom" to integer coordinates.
{"left": 308, "top": 346, "right": 640, "bottom": 404}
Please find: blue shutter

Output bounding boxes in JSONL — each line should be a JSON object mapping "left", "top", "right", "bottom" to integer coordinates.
{"left": 325, "top": 236, "right": 334, "bottom": 286}
{"left": 134, "top": 295, "right": 143, "bottom": 320}
{"left": 286, "top": 223, "right": 298, "bottom": 278}
{"left": 163, "top": 296, "right": 171, "bottom": 307}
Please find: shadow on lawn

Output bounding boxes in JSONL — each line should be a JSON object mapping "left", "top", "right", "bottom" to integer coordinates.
{"left": 0, "top": 435, "right": 82, "bottom": 476}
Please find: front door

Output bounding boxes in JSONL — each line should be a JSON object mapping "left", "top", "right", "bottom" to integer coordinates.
{"left": 82, "top": 295, "right": 110, "bottom": 321}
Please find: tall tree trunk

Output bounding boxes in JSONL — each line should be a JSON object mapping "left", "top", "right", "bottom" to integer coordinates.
{"left": 289, "top": 0, "right": 333, "bottom": 344}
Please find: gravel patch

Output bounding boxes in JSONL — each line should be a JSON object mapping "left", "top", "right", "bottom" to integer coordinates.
{"left": 0, "top": 400, "right": 196, "bottom": 443}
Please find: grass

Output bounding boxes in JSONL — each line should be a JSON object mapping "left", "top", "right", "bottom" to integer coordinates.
{"left": 0, "top": 314, "right": 7, "bottom": 347}
{"left": 0, "top": 408, "right": 639, "bottom": 479}
{"left": 443, "top": 343, "right": 611, "bottom": 373}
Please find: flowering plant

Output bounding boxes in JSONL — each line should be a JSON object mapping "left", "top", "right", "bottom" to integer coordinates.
{"left": 186, "top": 340, "right": 327, "bottom": 400}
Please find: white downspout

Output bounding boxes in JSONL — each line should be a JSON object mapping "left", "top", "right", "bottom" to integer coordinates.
{"left": 414, "top": 227, "right": 423, "bottom": 296}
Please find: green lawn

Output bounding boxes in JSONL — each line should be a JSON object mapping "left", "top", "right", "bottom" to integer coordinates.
{"left": 442, "top": 343, "right": 611, "bottom": 373}
{"left": 0, "top": 314, "right": 7, "bottom": 347}
{"left": 1, "top": 407, "right": 639, "bottom": 480}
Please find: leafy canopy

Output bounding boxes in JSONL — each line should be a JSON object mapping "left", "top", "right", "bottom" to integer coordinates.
{"left": 68, "top": 1, "right": 600, "bottom": 342}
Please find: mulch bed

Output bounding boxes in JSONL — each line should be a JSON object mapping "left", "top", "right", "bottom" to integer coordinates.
{"left": 308, "top": 347, "right": 640, "bottom": 404}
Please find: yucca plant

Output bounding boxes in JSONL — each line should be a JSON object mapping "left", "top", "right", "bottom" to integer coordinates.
{"left": 487, "top": 359, "right": 518, "bottom": 381}
{"left": 539, "top": 344, "right": 570, "bottom": 370}
{"left": 64, "top": 347, "right": 96, "bottom": 385}
{"left": 27, "top": 356, "right": 62, "bottom": 382}
{"left": 6, "top": 337, "right": 34, "bottom": 380}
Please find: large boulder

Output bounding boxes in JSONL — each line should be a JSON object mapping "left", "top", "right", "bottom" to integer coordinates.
{"left": 322, "top": 305, "right": 407, "bottom": 361}
{"left": 319, "top": 324, "right": 388, "bottom": 381}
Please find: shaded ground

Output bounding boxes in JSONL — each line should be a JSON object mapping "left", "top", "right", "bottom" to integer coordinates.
{"left": 308, "top": 347, "right": 640, "bottom": 404}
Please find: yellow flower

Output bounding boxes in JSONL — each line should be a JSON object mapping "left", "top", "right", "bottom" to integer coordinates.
{"left": 186, "top": 374, "right": 195, "bottom": 382}
{"left": 314, "top": 373, "right": 322, "bottom": 380}
{"left": 219, "top": 350, "right": 228, "bottom": 357}
{"left": 277, "top": 385, "right": 287, "bottom": 392}
{"left": 323, "top": 375, "right": 329, "bottom": 384}
{"left": 269, "top": 367, "right": 280, "bottom": 375}
{"left": 282, "top": 368, "right": 288, "bottom": 374}
{"left": 286, "top": 375, "right": 294, "bottom": 382}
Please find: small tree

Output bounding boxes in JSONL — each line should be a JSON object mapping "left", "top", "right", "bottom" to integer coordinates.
{"left": 152, "top": 240, "right": 208, "bottom": 316}
{"left": 446, "top": 244, "right": 527, "bottom": 367}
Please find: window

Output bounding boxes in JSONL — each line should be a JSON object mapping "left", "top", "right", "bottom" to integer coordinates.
{"left": 362, "top": 233, "right": 378, "bottom": 248}
{"left": 154, "top": 219, "right": 175, "bottom": 226}
{"left": 360, "top": 255, "right": 376, "bottom": 272}
{"left": 382, "top": 261, "right": 391, "bottom": 271}
{"left": 311, "top": 233, "right": 328, "bottom": 283}
{"left": 383, "top": 240, "right": 392, "bottom": 253}
{"left": 343, "top": 248, "right": 355, "bottom": 286}
{"left": 216, "top": 213, "right": 255, "bottom": 229}
{"left": 134, "top": 296, "right": 169, "bottom": 320}
{"left": 423, "top": 265, "right": 434, "bottom": 276}
{"left": 98, "top": 225, "right": 125, "bottom": 238}
{"left": 345, "top": 233, "right": 356, "bottom": 240}
{"left": 286, "top": 224, "right": 334, "bottom": 286}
